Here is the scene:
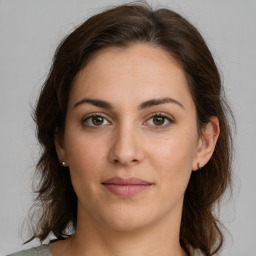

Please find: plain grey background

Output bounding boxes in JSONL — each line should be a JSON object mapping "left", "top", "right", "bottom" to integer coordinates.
{"left": 0, "top": 0, "right": 255, "bottom": 255}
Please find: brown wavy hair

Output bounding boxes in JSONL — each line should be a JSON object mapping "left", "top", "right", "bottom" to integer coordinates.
{"left": 27, "top": 1, "right": 233, "bottom": 255}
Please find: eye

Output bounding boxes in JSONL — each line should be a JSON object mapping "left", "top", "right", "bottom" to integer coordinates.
{"left": 145, "top": 114, "right": 174, "bottom": 128}
{"left": 82, "top": 114, "right": 111, "bottom": 127}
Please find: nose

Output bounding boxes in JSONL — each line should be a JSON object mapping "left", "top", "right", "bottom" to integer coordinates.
{"left": 108, "top": 123, "right": 144, "bottom": 166}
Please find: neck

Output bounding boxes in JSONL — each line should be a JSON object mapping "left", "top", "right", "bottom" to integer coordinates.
{"left": 62, "top": 204, "right": 187, "bottom": 256}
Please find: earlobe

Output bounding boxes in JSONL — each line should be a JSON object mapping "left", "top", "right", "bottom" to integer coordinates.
{"left": 54, "top": 133, "right": 67, "bottom": 165}
{"left": 193, "top": 116, "right": 220, "bottom": 171}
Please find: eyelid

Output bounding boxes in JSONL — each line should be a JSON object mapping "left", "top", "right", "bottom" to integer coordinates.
{"left": 81, "top": 112, "right": 112, "bottom": 128}
{"left": 143, "top": 112, "right": 175, "bottom": 128}
{"left": 81, "top": 112, "right": 175, "bottom": 129}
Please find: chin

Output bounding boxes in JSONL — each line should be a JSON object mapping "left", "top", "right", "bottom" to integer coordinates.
{"left": 96, "top": 204, "right": 160, "bottom": 232}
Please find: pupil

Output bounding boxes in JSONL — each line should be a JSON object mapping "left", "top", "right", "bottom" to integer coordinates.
{"left": 154, "top": 116, "right": 164, "bottom": 125}
{"left": 93, "top": 116, "right": 103, "bottom": 125}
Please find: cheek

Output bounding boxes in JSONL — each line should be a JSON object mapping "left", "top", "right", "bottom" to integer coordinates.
{"left": 148, "top": 132, "right": 198, "bottom": 172}
{"left": 66, "top": 130, "right": 106, "bottom": 166}
{"left": 151, "top": 137, "right": 196, "bottom": 203}
{"left": 146, "top": 126, "right": 198, "bottom": 191}
{"left": 64, "top": 134, "right": 107, "bottom": 193}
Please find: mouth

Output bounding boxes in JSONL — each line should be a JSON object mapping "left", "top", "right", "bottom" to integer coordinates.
{"left": 101, "top": 177, "right": 153, "bottom": 197}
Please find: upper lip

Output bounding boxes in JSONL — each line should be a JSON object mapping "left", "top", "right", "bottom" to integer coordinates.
{"left": 102, "top": 177, "right": 153, "bottom": 185}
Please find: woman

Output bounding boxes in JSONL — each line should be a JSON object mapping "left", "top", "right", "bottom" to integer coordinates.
{"left": 8, "top": 1, "right": 233, "bottom": 256}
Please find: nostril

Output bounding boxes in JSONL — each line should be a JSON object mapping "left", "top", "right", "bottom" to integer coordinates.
{"left": 113, "top": 158, "right": 138, "bottom": 164}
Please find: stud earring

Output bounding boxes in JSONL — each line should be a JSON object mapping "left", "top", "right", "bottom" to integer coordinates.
{"left": 61, "top": 161, "right": 67, "bottom": 167}
{"left": 197, "top": 162, "right": 201, "bottom": 171}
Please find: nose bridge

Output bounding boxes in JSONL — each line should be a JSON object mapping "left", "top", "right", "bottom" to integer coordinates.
{"left": 109, "top": 118, "right": 143, "bottom": 165}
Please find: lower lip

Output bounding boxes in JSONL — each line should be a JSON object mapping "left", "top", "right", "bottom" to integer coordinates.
{"left": 102, "top": 184, "right": 152, "bottom": 197}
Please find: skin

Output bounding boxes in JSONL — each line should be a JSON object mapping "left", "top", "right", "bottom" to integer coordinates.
{"left": 52, "top": 43, "right": 219, "bottom": 256}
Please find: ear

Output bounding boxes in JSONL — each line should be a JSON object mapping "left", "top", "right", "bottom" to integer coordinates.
{"left": 54, "top": 133, "right": 68, "bottom": 166}
{"left": 192, "top": 116, "right": 220, "bottom": 171}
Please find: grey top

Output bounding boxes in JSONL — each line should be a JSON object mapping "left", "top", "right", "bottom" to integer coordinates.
{"left": 7, "top": 245, "right": 52, "bottom": 256}
{"left": 7, "top": 244, "right": 203, "bottom": 256}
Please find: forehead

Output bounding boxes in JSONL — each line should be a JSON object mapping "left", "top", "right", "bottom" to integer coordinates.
{"left": 70, "top": 44, "right": 194, "bottom": 109}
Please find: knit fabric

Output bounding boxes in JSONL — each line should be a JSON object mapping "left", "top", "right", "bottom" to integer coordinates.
{"left": 7, "top": 245, "right": 52, "bottom": 256}
{"left": 7, "top": 244, "right": 203, "bottom": 256}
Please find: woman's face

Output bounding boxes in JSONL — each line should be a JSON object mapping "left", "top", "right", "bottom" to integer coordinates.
{"left": 56, "top": 44, "right": 203, "bottom": 231}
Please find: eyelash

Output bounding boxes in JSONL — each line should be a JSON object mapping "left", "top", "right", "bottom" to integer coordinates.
{"left": 81, "top": 113, "right": 174, "bottom": 129}
{"left": 144, "top": 113, "right": 174, "bottom": 129}
{"left": 81, "top": 113, "right": 111, "bottom": 128}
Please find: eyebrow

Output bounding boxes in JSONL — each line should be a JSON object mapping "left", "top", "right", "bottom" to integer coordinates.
{"left": 138, "top": 97, "right": 184, "bottom": 110}
{"left": 74, "top": 98, "right": 113, "bottom": 109}
{"left": 73, "top": 97, "right": 184, "bottom": 110}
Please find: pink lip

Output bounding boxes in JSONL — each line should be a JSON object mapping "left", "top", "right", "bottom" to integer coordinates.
{"left": 102, "top": 177, "right": 153, "bottom": 197}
